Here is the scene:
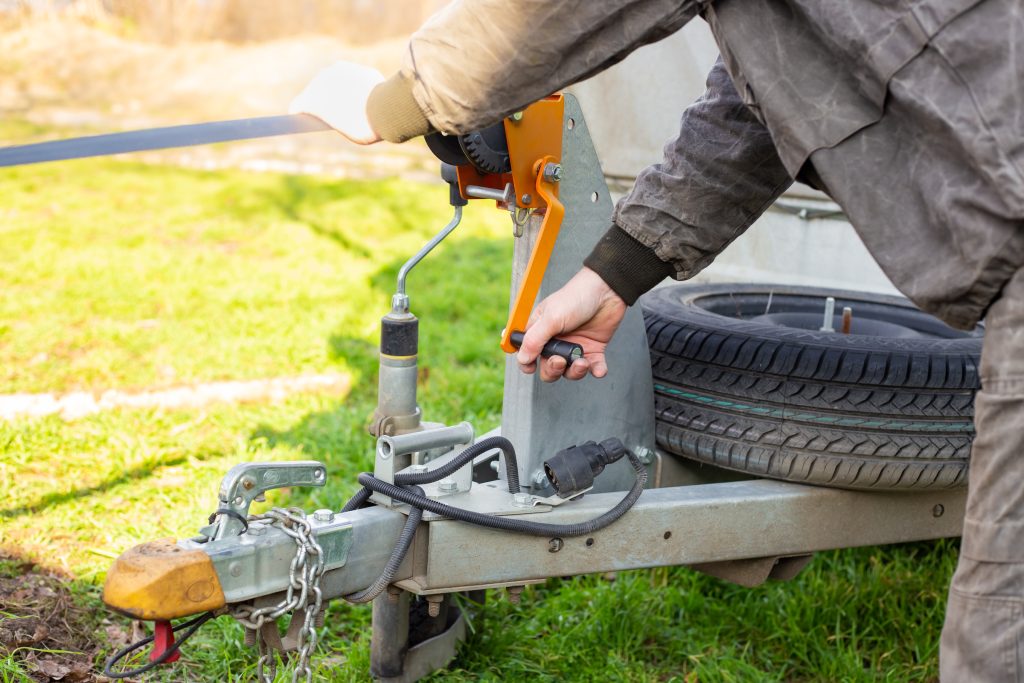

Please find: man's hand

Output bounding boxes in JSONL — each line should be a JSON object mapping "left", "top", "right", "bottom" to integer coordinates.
{"left": 516, "top": 268, "right": 627, "bottom": 382}
{"left": 289, "top": 62, "right": 384, "bottom": 145}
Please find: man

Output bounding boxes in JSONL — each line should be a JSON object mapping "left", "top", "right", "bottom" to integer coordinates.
{"left": 290, "top": 1, "right": 1024, "bottom": 679}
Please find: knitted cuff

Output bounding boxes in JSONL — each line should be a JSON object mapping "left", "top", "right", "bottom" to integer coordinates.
{"left": 583, "top": 224, "right": 674, "bottom": 305}
{"left": 366, "top": 72, "right": 433, "bottom": 143}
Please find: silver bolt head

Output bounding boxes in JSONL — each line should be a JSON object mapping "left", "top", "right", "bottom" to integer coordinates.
{"left": 407, "top": 464, "right": 428, "bottom": 473}
{"left": 520, "top": 193, "right": 532, "bottom": 205}
{"left": 512, "top": 492, "right": 533, "bottom": 507}
{"left": 511, "top": 111, "right": 524, "bottom": 122}
{"left": 438, "top": 479, "right": 458, "bottom": 492}
{"left": 532, "top": 470, "right": 550, "bottom": 488}
{"left": 543, "top": 163, "right": 563, "bottom": 183}
{"left": 313, "top": 509, "right": 335, "bottom": 523}
{"left": 634, "top": 447, "right": 655, "bottom": 465}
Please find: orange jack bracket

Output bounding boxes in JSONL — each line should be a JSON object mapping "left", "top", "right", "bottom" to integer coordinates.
{"left": 450, "top": 94, "right": 582, "bottom": 365}
{"left": 500, "top": 156, "right": 565, "bottom": 354}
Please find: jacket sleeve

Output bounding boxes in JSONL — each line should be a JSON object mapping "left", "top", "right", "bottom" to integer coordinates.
{"left": 367, "top": 0, "right": 705, "bottom": 141}
{"left": 584, "top": 58, "right": 794, "bottom": 304}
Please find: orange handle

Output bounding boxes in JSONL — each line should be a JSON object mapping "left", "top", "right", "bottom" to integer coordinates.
{"left": 500, "top": 156, "right": 565, "bottom": 354}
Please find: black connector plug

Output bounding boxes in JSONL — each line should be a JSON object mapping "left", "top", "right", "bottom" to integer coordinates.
{"left": 543, "top": 438, "right": 628, "bottom": 499}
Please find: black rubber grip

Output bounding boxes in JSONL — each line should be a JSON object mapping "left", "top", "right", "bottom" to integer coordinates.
{"left": 381, "top": 316, "right": 418, "bottom": 356}
{"left": 509, "top": 331, "right": 584, "bottom": 366}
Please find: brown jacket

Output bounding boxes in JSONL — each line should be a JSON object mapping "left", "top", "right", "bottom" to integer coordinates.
{"left": 367, "top": 0, "right": 1024, "bottom": 329}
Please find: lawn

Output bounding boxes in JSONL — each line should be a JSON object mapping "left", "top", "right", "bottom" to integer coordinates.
{"left": 0, "top": 155, "right": 956, "bottom": 682}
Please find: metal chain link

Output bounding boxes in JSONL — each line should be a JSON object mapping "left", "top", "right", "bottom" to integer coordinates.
{"left": 230, "top": 507, "right": 325, "bottom": 683}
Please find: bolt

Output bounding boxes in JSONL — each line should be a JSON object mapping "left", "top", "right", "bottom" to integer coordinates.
{"left": 244, "top": 627, "right": 258, "bottom": 647}
{"left": 634, "top": 447, "right": 655, "bottom": 465}
{"left": 841, "top": 306, "right": 853, "bottom": 335}
{"left": 521, "top": 193, "right": 533, "bottom": 205}
{"left": 387, "top": 586, "right": 402, "bottom": 604}
{"left": 248, "top": 524, "right": 266, "bottom": 536}
{"left": 407, "top": 464, "right": 428, "bottom": 473}
{"left": 510, "top": 111, "right": 524, "bottom": 122}
{"left": 391, "top": 293, "right": 410, "bottom": 313}
{"left": 512, "top": 492, "right": 533, "bottom": 507}
{"left": 438, "top": 479, "right": 458, "bottom": 493}
{"left": 820, "top": 296, "right": 836, "bottom": 332}
{"left": 313, "top": 509, "right": 334, "bottom": 523}
{"left": 241, "top": 477, "right": 256, "bottom": 490}
{"left": 229, "top": 561, "right": 242, "bottom": 578}
{"left": 233, "top": 496, "right": 244, "bottom": 506}
{"left": 506, "top": 586, "right": 523, "bottom": 604}
{"left": 542, "top": 163, "right": 563, "bottom": 183}
{"left": 933, "top": 504, "right": 945, "bottom": 518}
{"left": 548, "top": 537, "right": 564, "bottom": 553}
{"left": 532, "top": 470, "right": 549, "bottom": 489}
{"left": 425, "top": 594, "right": 444, "bottom": 617}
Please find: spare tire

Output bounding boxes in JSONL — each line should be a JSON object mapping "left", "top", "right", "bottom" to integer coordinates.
{"left": 641, "top": 284, "right": 983, "bottom": 490}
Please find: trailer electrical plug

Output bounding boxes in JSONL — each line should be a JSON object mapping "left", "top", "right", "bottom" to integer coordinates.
{"left": 543, "top": 438, "right": 628, "bottom": 498}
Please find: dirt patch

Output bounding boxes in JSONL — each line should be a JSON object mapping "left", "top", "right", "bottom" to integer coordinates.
{"left": 0, "top": 553, "right": 122, "bottom": 682}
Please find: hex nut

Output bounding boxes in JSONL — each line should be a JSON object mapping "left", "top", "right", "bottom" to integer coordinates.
{"left": 313, "top": 509, "right": 334, "bottom": 523}
{"left": 542, "top": 163, "right": 563, "bottom": 183}
{"left": 634, "top": 447, "right": 655, "bottom": 465}
{"left": 512, "top": 492, "right": 533, "bottom": 507}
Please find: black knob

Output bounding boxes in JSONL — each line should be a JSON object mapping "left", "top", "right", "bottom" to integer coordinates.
{"left": 509, "top": 331, "right": 584, "bottom": 367}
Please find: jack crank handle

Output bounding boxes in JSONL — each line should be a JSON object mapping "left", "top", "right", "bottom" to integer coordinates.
{"left": 509, "top": 331, "right": 584, "bottom": 366}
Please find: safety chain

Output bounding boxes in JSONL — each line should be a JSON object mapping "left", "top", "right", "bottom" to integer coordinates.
{"left": 230, "top": 507, "right": 325, "bottom": 683}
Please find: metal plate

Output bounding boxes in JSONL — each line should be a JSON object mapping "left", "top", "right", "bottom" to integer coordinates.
{"left": 501, "top": 93, "right": 656, "bottom": 494}
{"left": 413, "top": 480, "right": 965, "bottom": 591}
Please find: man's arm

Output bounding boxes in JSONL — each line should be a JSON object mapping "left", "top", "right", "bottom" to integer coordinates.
{"left": 584, "top": 59, "right": 794, "bottom": 306}
{"left": 366, "top": 0, "right": 705, "bottom": 142}
{"left": 519, "top": 59, "right": 795, "bottom": 381}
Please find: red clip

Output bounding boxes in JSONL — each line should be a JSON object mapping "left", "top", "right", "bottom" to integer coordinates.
{"left": 150, "top": 620, "right": 181, "bottom": 663}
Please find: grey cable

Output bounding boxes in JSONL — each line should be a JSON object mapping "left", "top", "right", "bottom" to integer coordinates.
{"left": 357, "top": 451, "right": 646, "bottom": 538}
{"left": 343, "top": 487, "right": 424, "bottom": 604}
{"left": 394, "top": 436, "right": 520, "bottom": 493}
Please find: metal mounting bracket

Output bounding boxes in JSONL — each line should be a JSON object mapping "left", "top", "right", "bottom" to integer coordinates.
{"left": 208, "top": 461, "right": 327, "bottom": 539}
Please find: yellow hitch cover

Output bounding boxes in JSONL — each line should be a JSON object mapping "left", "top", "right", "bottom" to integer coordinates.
{"left": 103, "top": 538, "right": 226, "bottom": 620}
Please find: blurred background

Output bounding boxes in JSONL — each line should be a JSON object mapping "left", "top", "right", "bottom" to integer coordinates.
{"left": 0, "top": 0, "right": 452, "bottom": 179}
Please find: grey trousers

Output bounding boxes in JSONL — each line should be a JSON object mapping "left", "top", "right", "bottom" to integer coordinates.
{"left": 941, "top": 267, "right": 1024, "bottom": 681}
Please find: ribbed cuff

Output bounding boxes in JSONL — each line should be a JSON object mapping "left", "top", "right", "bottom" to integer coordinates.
{"left": 366, "top": 72, "right": 433, "bottom": 143}
{"left": 583, "top": 224, "right": 674, "bottom": 305}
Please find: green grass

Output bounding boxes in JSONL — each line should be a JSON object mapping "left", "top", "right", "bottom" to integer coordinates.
{"left": 0, "top": 157, "right": 957, "bottom": 681}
